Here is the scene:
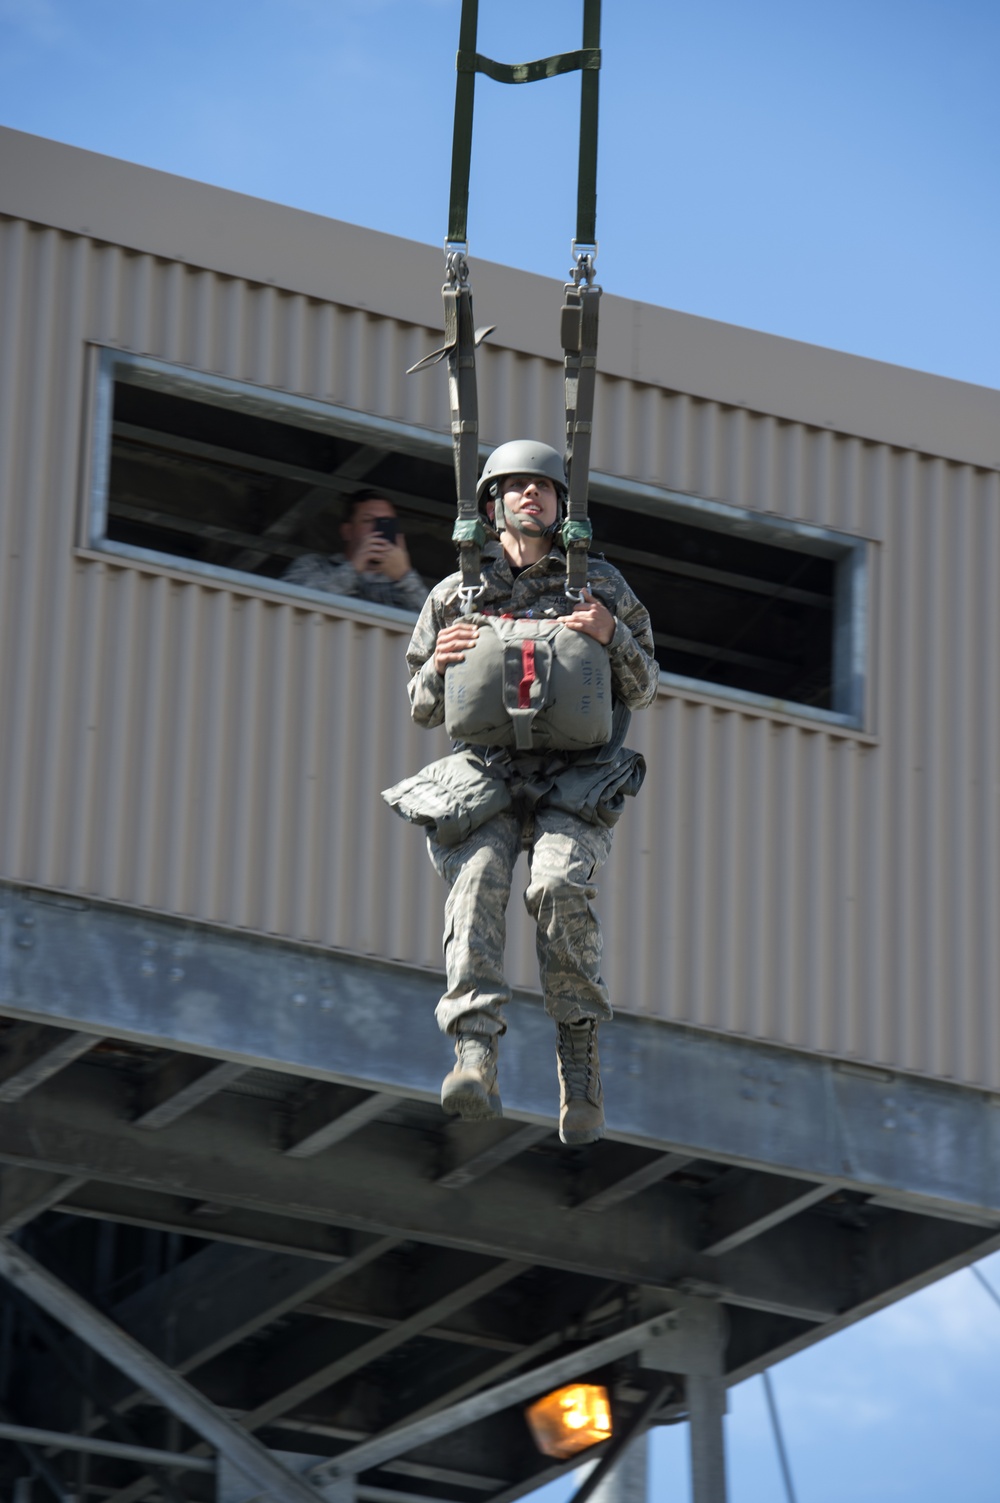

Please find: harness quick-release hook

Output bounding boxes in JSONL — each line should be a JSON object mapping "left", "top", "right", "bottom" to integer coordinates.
{"left": 459, "top": 585, "right": 486, "bottom": 617}
{"left": 445, "top": 243, "right": 471, "bottom": 288}
{"left": 570, "top": 243, "right": 598, "bottom": 287}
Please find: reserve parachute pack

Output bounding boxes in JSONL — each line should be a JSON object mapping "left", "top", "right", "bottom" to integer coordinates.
{"left": 445, "top": 615, "right": 612, "bottom": 752}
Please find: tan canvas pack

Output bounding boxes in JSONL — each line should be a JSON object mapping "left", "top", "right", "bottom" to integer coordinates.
{"left": 444, "top": 616, "right": 613, "bottom": 751}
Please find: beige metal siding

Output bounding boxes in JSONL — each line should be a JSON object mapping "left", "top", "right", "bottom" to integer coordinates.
{"left": 2, "top": 214, "right": 999, "bottom": 1094}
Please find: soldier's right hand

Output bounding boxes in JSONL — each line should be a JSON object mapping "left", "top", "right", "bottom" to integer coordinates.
{"left": 433, "top": 621, "right": 479, "bottom": 675}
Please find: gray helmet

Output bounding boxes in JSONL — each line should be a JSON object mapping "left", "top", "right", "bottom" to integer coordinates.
{"left": 476, "top": 440, "right": 567, "bottom": 503}
{"left": 476, "top": 440, "right": 567, "bottom": 536}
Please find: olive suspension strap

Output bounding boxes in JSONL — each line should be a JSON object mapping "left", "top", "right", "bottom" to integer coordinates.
{"left": 409, "top": 0, "right": 603, "bottom": 610}
{"left": 561, "top": 250, "right": 601, "bottom": 600}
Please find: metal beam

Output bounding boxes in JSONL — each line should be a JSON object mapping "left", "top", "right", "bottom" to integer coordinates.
{"left": 132, "top": 1054, "right": 248, "bottom": 1129}
{"left": 0, "top": 1071, "right": 702, "bottom": 1285}
{"left": 80, "top": 1265, "right": 545, "bottom": 1503}
{"left": 642, "top": 1301, "right": 729, "bottom": 1503}
{"left": 381, "top": 1327, "right": 568, "bottom": 1436}
{"left": 0, "top": 1423, "right": 216, "bottom": 1475}
{"left": 282, "top": 1089, "right": 395, "bottom": 1158}
{"left": 110, "top": 497, "right": 305, "bottom": 561}
{"left": 0, "top": 1024, "right": 96, "bottom": 1102}
{"left": 241, "top": 1260, "right": 527, "bottom": 1430}
{"left": 113, "top": 422, "right": 346, "bottom": 497}
{"left": 308, "top": 1311, "right": 678, "bottom": 1485}
{"left": 688, "top": 1375, "right": 728, "bottom": 1503}
{"left": 299, "top": 1289, "right": 523, "bottom": 1351}
{"left": 701, "top": 1176, "right": 836, "bottom": 1257}
{"left": 0, "top": 1399, "right": 71, "bottom": 1503}
{"left": 435, "top": 1123, "right": 552, "bottom": 1190}
{"left": 0, "top": 1071, "right": 853, "bottom": 1317}
{"left": 20, "top": 1238, "right": 399, "bottom": 1490}
{"left": 114, "top": 1237, "right": 396, "bottom": 1374}
{"left": 8, "top": 1285, "right": 190, "bottom": 1503}
{"left": 574, "top": 1151, "right": 695, "bottom": 1213}
{"left": 0, "top": 1167, "right": 87, "bottom": 1233}
{"left": 4, "top": 882, "right": 998, "bottom": 1219}
{"left": 854, "top": 1206, "right": 996, "bottom": 1314}
{"left": 217, "top": 1453, "right": 353, "bottom": 1503}
{"left": 585, "top": 1435, "right": 650, "bottom": 1503}
{"left": 219, "top": 1449, "right": 483, "bottom": 1503}
{"left": 723, "top": 1220, "right": 1000, "bottom": 1388}
{"left": 597, "top": 536, "right": 832, "bottom": 610}
{"left": 566, "top": 1387, "right": 668, "bottom": 1503}
{"left": 61, "top": 1181, "right": 364, "bottom": 1262}
{"left": 0, "top": 1239, "right": 325, "bottom": 1503}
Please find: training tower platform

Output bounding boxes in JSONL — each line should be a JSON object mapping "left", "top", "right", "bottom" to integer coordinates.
{"left": 0, "top": 129, "right": 998, "bottom": 1503}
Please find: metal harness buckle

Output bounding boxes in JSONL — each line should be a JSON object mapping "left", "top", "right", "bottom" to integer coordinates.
{"left": 570, "top": 243, "right": 598, "bottom": 286}
{"left": 459, "top": 585, "right": 485, "bottom": 616}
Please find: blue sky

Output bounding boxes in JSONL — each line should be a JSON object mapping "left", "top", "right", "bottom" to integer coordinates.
{"left": 1, "top": 2, "right": 999, "bottom": 1498}
{"left": 1, "top": 0, "right": 998, "bottom": 387}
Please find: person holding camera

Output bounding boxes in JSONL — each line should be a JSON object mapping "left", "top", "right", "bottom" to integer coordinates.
{"left": 284, "top": 490, "right": 428, "bottom": 611}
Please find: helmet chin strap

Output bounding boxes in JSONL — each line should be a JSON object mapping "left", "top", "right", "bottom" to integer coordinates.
{"left": 492, "top": 486, "right": 562, "bottom": 539}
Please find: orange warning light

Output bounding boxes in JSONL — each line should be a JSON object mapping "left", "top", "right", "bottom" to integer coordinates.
{"left": 525, "top": 1383, "right": 613, "bottom": 1459}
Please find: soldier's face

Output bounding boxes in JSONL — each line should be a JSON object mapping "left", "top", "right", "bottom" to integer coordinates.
{"left": 501, "top": 474, "right": 559, "bottom": 535}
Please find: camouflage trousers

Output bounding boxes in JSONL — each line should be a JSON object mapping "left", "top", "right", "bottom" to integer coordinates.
{"left": 427, "top": 807, "right": 614, "bottom": 1037}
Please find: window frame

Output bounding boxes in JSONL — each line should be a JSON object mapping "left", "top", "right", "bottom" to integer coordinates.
{"left": 85, "top": 346, "right": 869, "bottom": 729}
{"left": 588, "top": 471, "right": 869, "bottom": 731}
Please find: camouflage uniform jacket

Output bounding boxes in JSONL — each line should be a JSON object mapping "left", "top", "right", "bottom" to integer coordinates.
{"left": 285, "top": 552, "right": 428, "bottom": 612}
{"left": 406, "top": 541, "right": 658, "bottom": 767}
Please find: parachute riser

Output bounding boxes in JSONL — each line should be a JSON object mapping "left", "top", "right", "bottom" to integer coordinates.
{"left": 409, "top": 0, "right": 603, "bottom": 605}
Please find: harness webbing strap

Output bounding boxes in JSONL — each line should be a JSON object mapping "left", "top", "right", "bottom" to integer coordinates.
{"left": 447, "top": 0, "right": 481, "bottom": 248}
{"left": 448, "top": 0, "right": 602, "bottom": 249}
{"left": 577, "top": 0, "right": 602, "bottom": 247}
{"left": 457, "top": 48, "right": 600, "bottom": 87}
{"left": 443, "top": 275, "right": 487, "bottom": 595}
{"left": 561, "top": 275, "right": 601, "bottom": 596}
{"left": 419, "top": 0, "right": 604, "bottom": 607}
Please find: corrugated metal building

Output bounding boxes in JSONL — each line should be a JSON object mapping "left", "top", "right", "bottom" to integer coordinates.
{"left": 1, "top": 127, "right": 1000, "bottom": 1503}
{"left": 2, "top": 126, "right": 999, "bottom": 1093}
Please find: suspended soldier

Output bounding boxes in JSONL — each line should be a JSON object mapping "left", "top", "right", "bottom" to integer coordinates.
{"left": 384, "top": 440, "right": 658, "bottom": 1145}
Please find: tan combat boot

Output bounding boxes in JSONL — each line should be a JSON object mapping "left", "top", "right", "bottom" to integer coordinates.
{"left": 441, "top": 1033, "right": 503, "bottom": 1120}
{"left": 556, "top": 1019, "right": 605, "bottom": 1145}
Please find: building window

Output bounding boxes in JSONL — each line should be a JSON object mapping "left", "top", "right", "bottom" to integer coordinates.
{"left": 87, "top": 349, "right": 866, "bottom": 726}
{"left": 588, "top": 476, "right": 866, "bottom": 726}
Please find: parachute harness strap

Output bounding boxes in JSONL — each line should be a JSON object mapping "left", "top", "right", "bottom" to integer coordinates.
{"left": 444, "top": 249, "right": 487, "bottom": 606}
{"left": 410, "top": 0, "right": 603, "bottom": 609}
{"left": 447, "top": 0, "right": 602, "bottom": 250}
{"left": 561, "top": 249, "right": 601, "bottom": 599}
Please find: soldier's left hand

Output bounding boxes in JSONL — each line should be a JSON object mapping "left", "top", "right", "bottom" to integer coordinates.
{"left": 560, "top": 588, "right": 615, "bottom": 645}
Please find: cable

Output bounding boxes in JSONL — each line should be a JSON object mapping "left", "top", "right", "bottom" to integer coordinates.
{"left": 762, "top": 1370, "right": 799, "bottom": 1503}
